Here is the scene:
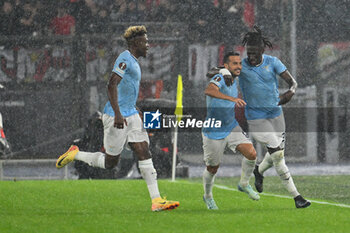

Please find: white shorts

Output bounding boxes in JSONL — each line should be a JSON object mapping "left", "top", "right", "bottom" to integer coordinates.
{"left": 247, "top": 113, "right": 285, "bottom": 148}
{"left": 102, "top": 113, "right": 149, "bottom": 156}
{"left": 202, "top": 125, "right": 252, "bottom": 166}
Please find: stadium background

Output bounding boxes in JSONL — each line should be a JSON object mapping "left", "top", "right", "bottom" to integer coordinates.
{"left": 0, "top": 0, "right": 350, "bottom": 179}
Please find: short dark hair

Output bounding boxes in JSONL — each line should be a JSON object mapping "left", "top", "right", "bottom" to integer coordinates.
{"left": 223, "top": 51, "right": 240, "bottom": 64}
{"left": 242, "top": 25, "right": 273, "bottom": 49}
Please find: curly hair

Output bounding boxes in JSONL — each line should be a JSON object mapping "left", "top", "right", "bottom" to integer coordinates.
{"left": 123, "top": 25, "right": 147, "bottom": 42}
{"left": 242, "top": 25, "right": 273, "bottom": 49}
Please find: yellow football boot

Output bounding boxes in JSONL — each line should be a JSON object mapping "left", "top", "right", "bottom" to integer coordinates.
{"left": 151, "top": 197, "right": 180, "bottom": 212}
{"left": 56, "top": 145, "right": 79, "bottom": 169}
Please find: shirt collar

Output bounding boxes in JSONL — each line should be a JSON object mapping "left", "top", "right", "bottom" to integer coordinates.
{"left": 126, "top": 50, "right": 138, "bottom": 62}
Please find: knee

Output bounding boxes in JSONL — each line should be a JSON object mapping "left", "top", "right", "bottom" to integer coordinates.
{"left": 129, "top": 142, "right": 151, "bottom": 160}
{"left": 269, "top": 149, "right": 284, "bottom": 162}
{"left": 105, "top": 154, "right": 120, "bottom": 169}
{"left": 267, "top": 146, "right": 283, "bottom": 155}
{"left": 246, "top": 148, "right": 257, "bottom": 161}
{"left": 135, "top": 150, "right": 151, "bottom": 161}
{"left": 237, "top": 144, "right": 256, "bottom": 160}
{"left": 207, "top": 165, "right": 219, "bottom": 174}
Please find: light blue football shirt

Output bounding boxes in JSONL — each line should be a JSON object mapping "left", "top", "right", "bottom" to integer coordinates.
{"left": 103, "top": 50, "right": 141, "bottom": 117}
{"left": 203, "top": 74, "right": 239, "bottom": 140}
{"left": 239, "top": 54, "right": 287, "bottom": 120}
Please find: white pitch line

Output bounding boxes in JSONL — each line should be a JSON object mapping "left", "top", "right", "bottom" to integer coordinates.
{"left": 213, "top": 184, "right": 350, "bottom": 208}
{"left": 171, "top": 180, "right": 350, "bottom": 209}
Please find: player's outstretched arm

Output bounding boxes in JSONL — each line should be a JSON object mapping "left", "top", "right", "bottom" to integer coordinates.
{"left": 205, "top": 83, "right": 246, "bottom": 107}
{"left": 278, "top": 70, "right": 297, "bottom": 105}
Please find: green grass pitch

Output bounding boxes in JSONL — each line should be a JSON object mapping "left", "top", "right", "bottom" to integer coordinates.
{"left": 1, "top": 176, "right": 350, "bottom": 233}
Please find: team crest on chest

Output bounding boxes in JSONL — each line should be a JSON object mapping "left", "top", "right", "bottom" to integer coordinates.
{"left": 263, "top": 65, "right": 270, "bottom": 71}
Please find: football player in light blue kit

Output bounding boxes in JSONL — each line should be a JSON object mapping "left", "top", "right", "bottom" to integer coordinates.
{"left": 239, "top": 26, "right": 310, "bottom": 208}
{"left": 56, "top": 25, "right": 179, "bottom": 212}
{"left": 202, "top": 52, "right": 260, "bottom": 210}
